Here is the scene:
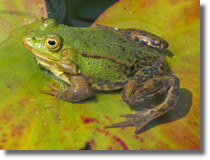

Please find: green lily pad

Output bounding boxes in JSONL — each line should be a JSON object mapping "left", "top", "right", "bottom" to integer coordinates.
{"left": 0, "top": 0, "right": 200, "bottom": 150}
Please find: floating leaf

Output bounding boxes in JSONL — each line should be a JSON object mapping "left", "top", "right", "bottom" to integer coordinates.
{"left": 0, "top": 0, "right": 199, "bottom": 150}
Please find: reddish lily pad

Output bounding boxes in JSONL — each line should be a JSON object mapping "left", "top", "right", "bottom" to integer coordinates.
{"left": 92, "top": 0, "right": 200, "bottom": 150}
{"left": 0, "top": 0, "right": 200, "bottom": 150}
{"left": 0, "top": 0, "right": 47, "bottom": 43}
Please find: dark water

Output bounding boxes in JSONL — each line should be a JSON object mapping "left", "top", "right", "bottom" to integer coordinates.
{"left": 45, "top": 0, "right": 118, "bottom": 27}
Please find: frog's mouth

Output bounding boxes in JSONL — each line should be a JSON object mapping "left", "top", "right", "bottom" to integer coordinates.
{"left": 22, "top": 39, "right": 58, "bottom": 61}
{"left": 22, "top": 38, "right": 76, "bottom": 76}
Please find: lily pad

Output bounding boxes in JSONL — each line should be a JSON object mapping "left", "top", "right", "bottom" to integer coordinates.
{"left": 92, "top": 0, "right": 200, "bottom": 150}
{"left": 0, "top": 0, "right": 200, "bottom": 150}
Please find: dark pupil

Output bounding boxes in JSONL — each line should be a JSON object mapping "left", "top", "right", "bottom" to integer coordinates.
{"left": 48, "top": 40, "right": 56, "bottom": 45}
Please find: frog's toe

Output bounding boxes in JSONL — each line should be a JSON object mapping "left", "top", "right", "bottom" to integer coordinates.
{"left": 40, "top": 90, "right": 61, "bottom": 97}
{"left": 104, "top": 108, "right": 160, "bottom": 134}
{"left": 40, "top": 82, "right": 62, "bottom": 97}
{"left": 44, "top": 81, "right": 61, "bottom": 92}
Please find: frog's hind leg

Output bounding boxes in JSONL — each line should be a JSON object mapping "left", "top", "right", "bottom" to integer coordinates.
{"left": 104, "top": 75, "right": 180, "bottom": 134}
{"left": 94, "top": 24, "right": 169, "bottom": 49}
{"left": 119, "top": 29, "right": 169, "bottom": 49}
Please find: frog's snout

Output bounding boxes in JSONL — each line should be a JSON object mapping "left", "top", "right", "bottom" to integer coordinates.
{"left": 22, "top": 35, "right": 27, "bottom": 45}
{"left": 22, "top": 35, "right": 30, "bottom": 46}
{"left": 22, "top": 34, "right": 35, "bottom": 49}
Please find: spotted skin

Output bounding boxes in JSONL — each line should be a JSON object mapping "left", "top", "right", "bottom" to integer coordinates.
{"left": 121, "top": 29, "right": 169, "bottom": 49}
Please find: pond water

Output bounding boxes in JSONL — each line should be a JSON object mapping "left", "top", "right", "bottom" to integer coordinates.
{"left": 45, "top": 0, "right": 118, "bottom": 26}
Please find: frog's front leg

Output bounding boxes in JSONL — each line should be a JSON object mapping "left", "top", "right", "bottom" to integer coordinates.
{"left": 40, "top": 75, "right": 93, "bottom": 102}
{"left": 104, "top": 74, "right": 180, "bottom": 134}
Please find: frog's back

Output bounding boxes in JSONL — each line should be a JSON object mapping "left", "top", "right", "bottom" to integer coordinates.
{"left": 56, "top": 25, "right": 150, "bottom": 66}
{"left": 55, "top": 25, "right": 159, "bottom": 90}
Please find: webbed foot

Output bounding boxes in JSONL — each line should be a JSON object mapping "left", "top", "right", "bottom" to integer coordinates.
{"left": 104, "top": 108, "right": 159, "bottom": 134}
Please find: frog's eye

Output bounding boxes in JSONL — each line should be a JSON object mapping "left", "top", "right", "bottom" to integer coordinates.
{"left": 44, "top": 34, "right": 63, "bottom": 52}
{"left": 48, "top": 40, "right": 56, "bottom": 46}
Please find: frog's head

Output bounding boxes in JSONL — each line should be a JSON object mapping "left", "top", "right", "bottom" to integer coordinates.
{"left": 22, "top": 19, "right": 69, "bottom": 59}
{"left": 22, "top": 19, "right": 77, "bottom": 73}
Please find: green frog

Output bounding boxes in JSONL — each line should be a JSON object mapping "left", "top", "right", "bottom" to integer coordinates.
{"left": 22, "top": 19, "right": 180, "bottom": 134}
